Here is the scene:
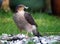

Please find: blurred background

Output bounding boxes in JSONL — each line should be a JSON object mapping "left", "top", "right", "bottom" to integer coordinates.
{"left": 0, "top": 0, "right": 60, "bottom": 35}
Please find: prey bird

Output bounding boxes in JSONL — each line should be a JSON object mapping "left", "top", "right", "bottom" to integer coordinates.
{"left": 13, "top": 4, "right": 42, "bottom": 37}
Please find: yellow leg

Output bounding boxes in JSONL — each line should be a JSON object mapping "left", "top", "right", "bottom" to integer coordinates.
{"left": 25, "top": 32, "right": 29, "bottom": 38}
{"left": 20, "top": 30, "right": 22, "bottom": 34}
{"left": 26, "top": 32, "right": 28, "bottom": 36}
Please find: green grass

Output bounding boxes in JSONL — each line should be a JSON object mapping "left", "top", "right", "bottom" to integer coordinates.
{"left": 0, "top": 11, "right": 60, "bottom": 35}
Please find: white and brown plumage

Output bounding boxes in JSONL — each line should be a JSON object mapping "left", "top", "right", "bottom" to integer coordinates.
{"left": 13, "top": 4, "right": 42, "bottom": 37}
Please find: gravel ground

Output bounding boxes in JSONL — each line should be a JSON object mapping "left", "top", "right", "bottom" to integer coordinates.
{"left": 0, "top": 34, "right": 60, "bottom": 44}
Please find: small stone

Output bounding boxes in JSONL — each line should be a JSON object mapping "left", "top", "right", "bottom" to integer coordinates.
{"left": 25, "top": 36, "right": 29, "bottom": 39}
{"left": 0, "top": 41, "right": 2, "bottom": 44}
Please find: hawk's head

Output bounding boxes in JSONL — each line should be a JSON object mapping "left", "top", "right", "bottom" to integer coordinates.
{"left": 16, "top": 4, "right": 28, "bottom": 12}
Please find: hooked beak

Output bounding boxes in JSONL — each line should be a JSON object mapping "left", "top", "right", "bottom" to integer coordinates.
{"left": 24, "top": 6, "right": 29, "bottom": 9}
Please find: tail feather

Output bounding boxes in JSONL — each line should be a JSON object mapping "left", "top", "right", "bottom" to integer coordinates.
{"left": 32, "top": 30, "right": 43, "bottom": 44}
{"left": 32, "top": 25, "right": 42, "bottom": 37}
{"left": 32, "top": 30, "right": 42, "bottom": 37}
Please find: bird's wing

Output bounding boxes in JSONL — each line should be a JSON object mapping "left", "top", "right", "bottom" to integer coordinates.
{"left": 24, "top": 12, "right": 38, "bottom": 27}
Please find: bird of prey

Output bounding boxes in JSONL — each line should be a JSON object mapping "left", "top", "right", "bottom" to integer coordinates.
{"left": 13, "top": 4, "right": 42, "bottom": 37}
